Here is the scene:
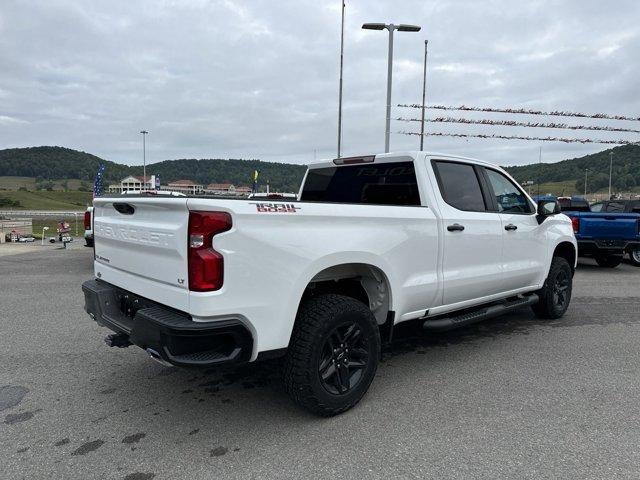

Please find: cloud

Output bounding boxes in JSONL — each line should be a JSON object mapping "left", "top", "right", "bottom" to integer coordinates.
{"left": 0, "top": 0, "right": 638, "bottom": 168}
{"left": 0, "top": 115, "right": 28, "bottom": 125}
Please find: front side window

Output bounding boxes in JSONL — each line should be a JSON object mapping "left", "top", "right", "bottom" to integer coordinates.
{"left": 300, "top": 161, "right": 420, "bottom": 206}
{"left": 433, "top": 161, "right": 486, "bottom": 212}
{"left": 484, "top": 168, "right": 534, "bottom": 214}
{"left": 590, "top": 203, "right": 603, "bottom": 212}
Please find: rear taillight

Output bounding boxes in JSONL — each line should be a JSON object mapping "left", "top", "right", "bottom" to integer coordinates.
{"left": 571, "top": 217, "right": 580, "bottom": 234}
{"left": 84, "top": 211, "right": 91, "bottom": 230}
{"left": 188, "top": 211, "right": 232, "bottom": 292}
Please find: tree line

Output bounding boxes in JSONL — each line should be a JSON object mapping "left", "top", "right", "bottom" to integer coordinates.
{"left": 505, "top": 144, "right": 640, "bottom": 193}
{"left": 0, "top": 146, "right": 307, "bottom": 192}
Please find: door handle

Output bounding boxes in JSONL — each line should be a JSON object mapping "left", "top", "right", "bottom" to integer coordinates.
{"left": 504, "top": 224, "right": 518, "bottom": 231}
{"left": 447, "top": 223, "right": 465, "bottom": 232}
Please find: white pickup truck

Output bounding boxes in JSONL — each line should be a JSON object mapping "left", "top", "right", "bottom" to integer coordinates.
{"left": 82, "top": 151, "right": 577, "bottom": 416}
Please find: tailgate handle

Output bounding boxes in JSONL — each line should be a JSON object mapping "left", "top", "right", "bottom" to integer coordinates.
{"left": 113, "top": 203, "right": 135, "bottom": 215}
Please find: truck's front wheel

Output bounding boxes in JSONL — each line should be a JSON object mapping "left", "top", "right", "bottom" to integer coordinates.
{"left": 531, "top": 256, "right": 573, "bottom": 319}
{"left": 284, "top": 294, "right": 380, "bottom": 417}
{"left": 629, "top": 249, "right": 640, "bottom": 267}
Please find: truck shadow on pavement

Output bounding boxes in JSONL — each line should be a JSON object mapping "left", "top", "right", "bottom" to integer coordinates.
{"left": 141, "top": 297, "right": 637, "bottom": 418}
{"left": 126, "top": 308, "right": 561, "bottom": 416}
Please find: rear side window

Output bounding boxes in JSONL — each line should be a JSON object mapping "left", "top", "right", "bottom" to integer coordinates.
{"left": 300, "top": 162, "right": 420, "bottom": 206}
{"left": 590, "top": 203, "right": 603, "bottom": 212}
{"left": 605, "top": 201, "right": 625, "bottom": 213}
{"left": 433, "top": 161, "right": 486, "bottom": 212}
{"left": 484, "top": 168, "right": 534, "bottom": 214}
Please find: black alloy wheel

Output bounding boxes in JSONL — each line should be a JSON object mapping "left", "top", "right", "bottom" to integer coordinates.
{"left": 318, "top": 321, "right": 370, "bottom": 395}
{"left": 552, "top": 268, "right": 570, "bottom": 310}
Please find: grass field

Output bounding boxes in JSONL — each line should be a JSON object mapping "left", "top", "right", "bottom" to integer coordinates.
{"left": 0, "top": 190, "right": 92, "bottom": 210}
{"left": 523, "top": 180, "right": 579, "bottom": 197}
{"left": 31, "top": 216, "right": 84, "bottom": 240}
{"left": 0, "top": 176, "right": 89, "bottom": 191}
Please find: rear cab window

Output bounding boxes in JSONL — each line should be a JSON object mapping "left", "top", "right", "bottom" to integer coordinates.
{"left": 559, "top": 198, "right": 590, "bottom": 212}
{"left": 300, "top": 161, "right": 421, "bottom": 206}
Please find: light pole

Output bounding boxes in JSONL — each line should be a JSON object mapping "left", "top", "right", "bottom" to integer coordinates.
{"left": 41, "top": 226, "right": 49, "bottom": 246}
{"left": 584, "top": 169, "right": 589, "bottom": 197}
{"left": 337, "top": 1, "right": 345, "bottom": 158}
{"left": 608, "top": 152, "right": 613, "bottom": 199}
{"left": 362, "top": 22, "right": 421, "bottom": 153}
{"left": 140, "top": 130, "right": 148, "bottom": 188}
{"left": 420, "top": 39, "right": 428, "bottom": 151}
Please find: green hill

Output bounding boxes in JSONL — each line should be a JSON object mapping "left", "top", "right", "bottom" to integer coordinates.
{"left": 504, "top": 144, "right": 640, "bottom": 195}
{"left": 1, "top": 144, "right": 638, "bottom": 199}
{"left": 0, "top": 146, "right": 307, "bottom": 192}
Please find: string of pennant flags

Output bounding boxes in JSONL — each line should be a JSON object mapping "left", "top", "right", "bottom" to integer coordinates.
{"left": 397, "top": 104, "right": 640, "bottom": 122}
{"left": 398, "top": 131, "right": 639, "bottom": 145}
{"left": 396, "top": 116, "right": 640, "bottom": 134}
{"left": 396, "top": 103, "right": 640, "bottom": 145}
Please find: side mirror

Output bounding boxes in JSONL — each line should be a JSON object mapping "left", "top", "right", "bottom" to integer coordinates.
{"left": 536, "top": 199, "right": 561, "bottom": 224}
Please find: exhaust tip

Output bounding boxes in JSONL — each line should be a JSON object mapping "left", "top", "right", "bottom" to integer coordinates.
{"left": 146, "top": 348, "right": 174, "bottom": 367}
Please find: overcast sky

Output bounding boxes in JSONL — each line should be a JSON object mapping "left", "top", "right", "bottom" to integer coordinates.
{"left": 1, "top": 0, "right": 639, "bottom": 168}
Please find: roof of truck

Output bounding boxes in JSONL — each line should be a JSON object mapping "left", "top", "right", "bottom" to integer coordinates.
{"left": 306, "top": 151, "right": 496, "bottom": 170}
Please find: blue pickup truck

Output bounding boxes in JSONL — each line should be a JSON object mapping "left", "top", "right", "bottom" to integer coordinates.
{"left": 545, "top": 196, "right": 640, "bottom": 268}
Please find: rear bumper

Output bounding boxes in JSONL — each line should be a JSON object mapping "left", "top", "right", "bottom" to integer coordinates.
{"left": 81, "top": 279, "right": 253, "bottom": 367}
{"left": 577, "top": 239, "right": 640, "bottom": 256}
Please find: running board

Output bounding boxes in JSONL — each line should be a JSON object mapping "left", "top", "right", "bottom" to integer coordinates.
{"left": 422, "top": 294, "right": 539, "bottom": 332}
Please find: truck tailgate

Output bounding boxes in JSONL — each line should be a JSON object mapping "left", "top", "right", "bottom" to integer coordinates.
{"left": 577, "top": 213, "right": 639, "bottom": 239}
{"left": 92, "top": 197, "right": 190, "bottom": 310}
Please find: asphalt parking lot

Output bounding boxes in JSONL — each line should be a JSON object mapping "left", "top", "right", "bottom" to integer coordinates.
{"left": 2, "top": 245, "right": 640, "bottom": 479}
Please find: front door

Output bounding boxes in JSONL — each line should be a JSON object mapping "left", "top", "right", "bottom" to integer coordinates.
{"left": 482, "top": 167, "right": 547, "bottom": 290}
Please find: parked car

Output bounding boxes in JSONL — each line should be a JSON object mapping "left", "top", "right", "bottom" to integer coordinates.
{"left": 82, "top": 152, "right": 576, "bottom": 416}
{"left": 84, "top": 207, "right": 94, "bottom": 247}
{"left": 589, "top": 199, "right": 640, "bottom": 265}
{"left": 536, "top": 196, "right": 640, "bottom": 268}
{"left": 590, "top": 199, "right": 640, "bottom": 214}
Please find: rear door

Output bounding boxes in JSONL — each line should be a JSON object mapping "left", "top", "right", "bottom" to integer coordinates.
{"left": 482, "top": 167, "right": 547, "bottom": 289}
{"left": 431, "top": 160, "right": 504, "bottom": 306}
{"left": 93, "top": 196, "right": 190, "bottom": 310}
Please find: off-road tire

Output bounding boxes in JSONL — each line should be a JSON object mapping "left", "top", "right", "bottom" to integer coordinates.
{"left": 532, "top": 256, "right": 573, "bottom": 319}
{"left": 595, "top": 255, "right": 623, "bottom": 268}
{"left": 628, "top": 249, "right": 640, "bottom": 267}
{"left": 283, "top": 294, "right": 380, "bottom": 417}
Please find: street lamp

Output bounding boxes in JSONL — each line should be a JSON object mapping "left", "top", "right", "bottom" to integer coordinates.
{"left": 608, "top": 152, "right": 613, "bottom": 199}
{"left": 420, "top": 39, "right": 428, "bottom": 151}
{"left": 584, "top": 169, "right": 589, "bottom": 197}
{"left": 140, "top": 130, "right": 149, "bottom": 189}
{"left": 41, "top": 226, "right": 49, "bottom": 246}
{"left": 362, "top": 22, "right": 421, "bottom": 153}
